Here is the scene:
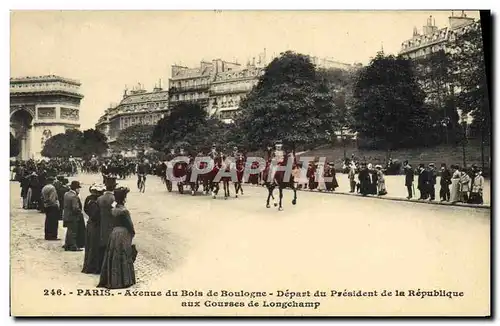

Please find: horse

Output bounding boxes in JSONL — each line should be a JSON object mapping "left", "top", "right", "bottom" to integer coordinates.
{"left": 263, "top": 154, "right": 298, "bottom": 211}
{"left": 208, "top": 154, "right": 224, "bottom": 199}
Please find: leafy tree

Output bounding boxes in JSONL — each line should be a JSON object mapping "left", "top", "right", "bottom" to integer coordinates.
{"left": 41, "top": 129, "right": 83, "bottom": 158}
{"left": 10, "top": 132, "right": 20, "bottom": 157}
{"left": 81, "top": 128, "right": 108, "bottom": 157}
{"left": 449, "top": 22, "right": 490, "bottom": 140}
{"left": 41, "top": 128, "right": 108, "bottom": 158}
{"left": 235, "top": 51, "right": 334, "bottom": 152}
{"left": 413, "top": 50, "right": 458, "bottom": 144}
{"left": 151, "top": 102, "right": 207, "bottom": 151}
{"left": 182, "top": 118, "right": 236, "bottom": 153}
{"left": 351, "top": 53, "right": 434, "bottom": 151}
{"left": 115, "top": 124, "right": 155, "bottom": 152}
{"left": 316, "top": 67, "right": 357, "bottom": 143}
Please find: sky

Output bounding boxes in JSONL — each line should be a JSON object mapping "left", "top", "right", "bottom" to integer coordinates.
{"left": 10, "top": 10, "right": 481, "bottom": 130}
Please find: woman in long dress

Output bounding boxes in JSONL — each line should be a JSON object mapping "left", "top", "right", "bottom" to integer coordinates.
{"left": 82, "top": 184, "right": 104, "bottom": 274}
{"left": 449, "top": 165, "right": 461, "bottom": 203}
{"left": 97, "top": 187, "right": 136, "bottom": 289}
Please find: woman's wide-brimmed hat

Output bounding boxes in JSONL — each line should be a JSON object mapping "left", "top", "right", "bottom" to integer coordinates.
{"left": 89, "top": 183, "right": 106, "bottom": 193}
{"left": 114, "top": 186, "right": 130, "bottom": 197}
{"left": 375, "top": 164, "right": 382, "bottom": 169}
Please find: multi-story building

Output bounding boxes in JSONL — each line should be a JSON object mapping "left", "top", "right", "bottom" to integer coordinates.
{"left": 208, "top": 61, "right": 265, "bottom": 123}
{"left": 95, "top": 83, "right": 169, "bottom": 145}
{"left": 399, "top": 11, "right": 477, "bottom": 60}
{"left": 310, "top": 56, "right": 353, "bottom": 70}
{"left": 169, "top": 50, "right": 353, "bottom": 123}
{"left": 10, "top": 75, "right": 83, "bottom": 160}
{"left": 399, "top": 12, "right": 480, "bottom": 127}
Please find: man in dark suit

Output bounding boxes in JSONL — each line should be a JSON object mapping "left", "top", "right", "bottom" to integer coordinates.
{"left": 41, "top": 176, "right": 60, "bottom": 240}
{"left": 440, "top": 163, "right": 452, "bottom": 202}
{"left": 97, "top": 176, "right": 117, "bottom": 267}
{"left": 417, "top": 164, "right": 429, "bottom": 200}
{"left": 428, "top": 163, "right": 437, "bottom": 201}
{"left": 63, "top": 180, "right": 83, "bottom": 251}
{"left": 403, "top": 161, "right": 414, "bottom": 199}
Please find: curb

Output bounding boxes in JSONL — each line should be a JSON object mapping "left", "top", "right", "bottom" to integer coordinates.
{"left": 248, "top": 184, "right": 491, "bottom": 210}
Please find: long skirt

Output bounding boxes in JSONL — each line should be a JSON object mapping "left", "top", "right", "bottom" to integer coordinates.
{"left": 97, "top": 226, "right": 136, "bottom": 289}
{"left": 82, "top": 221, "right": 101, "bottom": 274}
{"left": 76, "top": 216, "right": 86, "bottom": 248}
{"left": 24, "top": 188, "right": 32, "bottom": 209}
{"left": 450, "top": 179, "right": 460, "bottom": 202}
{"left": 44, "top": 206, "right": 60, "bottom": 240}
{"left": 469, "top": 192, "right": 483, "bottom": 205}
{"left": 377, "top": 181, "right": 387, "bottom": 195}
{"left": 359, "top": 180, "right": 370, "bottom": 195}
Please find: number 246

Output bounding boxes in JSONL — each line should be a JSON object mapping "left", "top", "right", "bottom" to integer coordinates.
{"left": 44, "top": 289, "right": 63, "bottom": 296}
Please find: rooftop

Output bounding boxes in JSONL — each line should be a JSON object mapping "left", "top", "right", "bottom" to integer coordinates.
{"left": 120, "top": 90, "right": 169, "bottom": 105}
{"left": 10, "top": 75, "right": 81, "bottom": 86}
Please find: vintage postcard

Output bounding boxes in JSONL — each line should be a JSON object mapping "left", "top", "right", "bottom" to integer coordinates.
{"left": 9, "top": 10, "right": 491, "bottom": 317}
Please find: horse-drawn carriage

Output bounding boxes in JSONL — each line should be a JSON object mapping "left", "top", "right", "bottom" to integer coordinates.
{"left": 163, "top": 145, "right": 245, "bottom": 199}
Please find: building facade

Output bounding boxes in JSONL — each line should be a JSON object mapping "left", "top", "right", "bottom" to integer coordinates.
{"left": 399, "top": 12, "right": 477, "bottom": 60}
{"left": 169, "top": 51, "right": 352, "bottom": 123}
{"left": 95, "top": 84, "right": 169, "bottom": 145}
{"left": 10, "top": 75, "right": 83, "bottom": 160}
{"left": 399, "top": 12, "right": 480, "bottom": 127}
{"left": 208, "top": 62, "right": 264, "bottom": 123}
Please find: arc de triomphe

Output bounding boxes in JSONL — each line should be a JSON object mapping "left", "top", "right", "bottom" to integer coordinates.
{"left": 10, "top": 75, "right": 84, "bottom": 160}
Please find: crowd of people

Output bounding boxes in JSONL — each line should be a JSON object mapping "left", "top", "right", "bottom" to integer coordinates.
{"left": 11, "top": 157, "right": 137, "bottom": 290}
{"left": 38, "top": 174, "right": 136, "bottom": 289}
{"left": 10, "top": 151, "right": 486, "bottom": 290}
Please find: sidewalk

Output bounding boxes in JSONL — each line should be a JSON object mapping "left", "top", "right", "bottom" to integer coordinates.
{"left": 294, "top": 187, "right": 491, "bottom": 209}
{"left": 247, "top": 174, "right": 491, "bottom": 210}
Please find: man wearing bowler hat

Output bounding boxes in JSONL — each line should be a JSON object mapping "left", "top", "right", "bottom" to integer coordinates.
{"left": 63, "top": 180, "right": 83, "bottom": 251}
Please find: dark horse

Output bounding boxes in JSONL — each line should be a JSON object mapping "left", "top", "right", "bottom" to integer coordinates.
{"left": 262, "top": 153, "right": 298, "bottom": 211}
{"left": 201, "top": 153, "right": 223, "bottom": 199}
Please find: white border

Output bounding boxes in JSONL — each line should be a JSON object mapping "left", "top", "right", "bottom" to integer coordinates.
{"left": 1, "top": 1, "right": 498, "bottom": 325}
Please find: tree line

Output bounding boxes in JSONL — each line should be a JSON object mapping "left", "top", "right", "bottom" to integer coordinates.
{"left": 26, "top": 22, "right": 488, "bottom": 159}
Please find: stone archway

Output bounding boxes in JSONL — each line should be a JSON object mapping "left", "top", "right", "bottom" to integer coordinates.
{"left": 10, "top": 109, "right": 34, "bottom": 160}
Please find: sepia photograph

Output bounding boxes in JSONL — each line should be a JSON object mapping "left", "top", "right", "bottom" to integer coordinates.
{"left": 8, "top": 9, "right": 491, "bottom": 317}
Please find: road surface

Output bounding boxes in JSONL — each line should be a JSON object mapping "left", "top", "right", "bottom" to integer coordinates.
{"left": 10, "top": 174, "right": 490, "bottom": 316}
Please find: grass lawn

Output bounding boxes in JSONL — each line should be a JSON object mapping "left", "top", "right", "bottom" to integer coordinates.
{"left": 248, "top": 142, "right": 490, "bottom": 170}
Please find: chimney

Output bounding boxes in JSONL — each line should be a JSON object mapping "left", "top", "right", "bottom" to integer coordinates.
{"left": 252, "top": 57, "right": 255, "bottom": 66}
{"left": 153, "top": 79, "right": 163, "bottom": 92}
{"left": 448, "top": 11, "right": 474, "bottom": 30}
{"left": 422, "top": 15, "right": 438, "bottom": 35}
{"left": 123, "top": 85, "right": 128, "bottom": 99}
